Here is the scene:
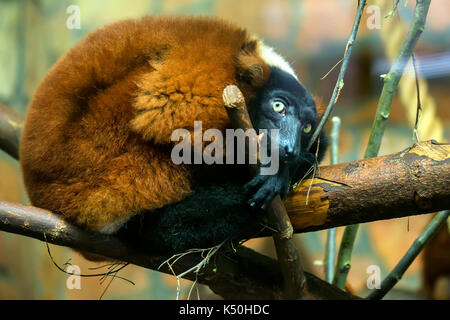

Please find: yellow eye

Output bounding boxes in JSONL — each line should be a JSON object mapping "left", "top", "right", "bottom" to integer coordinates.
{"left": 272, "top": 100, "right": 286, "bottom": 113}
{"left": 303, "top": 123, "right": 312, "bottom": 134}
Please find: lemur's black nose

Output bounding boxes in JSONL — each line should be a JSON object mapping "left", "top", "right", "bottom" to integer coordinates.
{"left": 284, "top": 145, "right": 296, "bottom": 159}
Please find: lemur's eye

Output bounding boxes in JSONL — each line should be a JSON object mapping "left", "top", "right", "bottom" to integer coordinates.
{"left": 272, "top": 100, "right": 286, "bottom": 114}
{"left": 303, "top": 123, "right": 312, "bottom": 134}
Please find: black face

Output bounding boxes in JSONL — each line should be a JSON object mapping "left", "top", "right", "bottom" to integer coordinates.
{"left": 248, "top": 67, "right": 318, "bottom": 163}
{"left": 244, "top": 67, "right": 327, "bottom": 209}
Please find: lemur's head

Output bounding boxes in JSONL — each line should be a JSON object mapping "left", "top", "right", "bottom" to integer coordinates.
{"left": 248, "top": 67, "right": 319, "bottom": 163}
{"left": 237, "top": 40, "right": 325, "bottom": 167}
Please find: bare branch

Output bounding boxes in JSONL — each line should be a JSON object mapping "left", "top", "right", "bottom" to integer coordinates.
{"left": 285, "top": 140, "right": 450, "bottom": 235}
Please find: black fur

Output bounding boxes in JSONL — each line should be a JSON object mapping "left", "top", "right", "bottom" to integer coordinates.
{"left": 118, "top": 165, "right": 262, "bottom": 254}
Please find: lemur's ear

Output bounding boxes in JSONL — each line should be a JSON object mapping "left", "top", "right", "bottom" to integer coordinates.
{"left": 235, "top": 40, "right": 269, "bottom": 87}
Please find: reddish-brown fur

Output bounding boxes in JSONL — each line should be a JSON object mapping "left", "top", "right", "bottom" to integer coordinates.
{"left": 20, "top": 16, "right": 272, "bottom": 233}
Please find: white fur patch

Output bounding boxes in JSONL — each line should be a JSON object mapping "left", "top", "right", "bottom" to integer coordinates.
{"left": 257, "top": 40, "right": 298, "bottom": 80}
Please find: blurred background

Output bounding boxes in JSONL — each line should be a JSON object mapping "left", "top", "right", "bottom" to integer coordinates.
{"left": 0, "top": 0, "right": 448, "bottom": 299}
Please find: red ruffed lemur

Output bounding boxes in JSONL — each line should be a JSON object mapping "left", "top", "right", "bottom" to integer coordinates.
{"left": 20, "top": 16, "right": 327, "bottom": 255}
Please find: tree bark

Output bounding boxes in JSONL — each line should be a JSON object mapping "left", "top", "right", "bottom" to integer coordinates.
{"left": 284, "top": 140, "right": 450, "bottom": 234}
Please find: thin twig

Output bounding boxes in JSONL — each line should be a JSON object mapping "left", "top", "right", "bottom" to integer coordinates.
{"left": 367, "top": 210, "right": 449, "bottom": 300}
{"left": 307, "top": 0, "right": 367, "bottom": 152}
{"left": 385, "top": 0, "right": 402, "bottom": 18}
{"left": 332, "top": 224, "right": 357, "bottom": 290}
{"left": 157, "top": 241, "right": 226, "bottom": 299}
{"left": 324, "top": 117, "right": 341, "bottom": 283}
{"left": 43, "top": 233, "right": 134, "bottom": 285}
{"left": 291, "top": 162, "right": 315, "bottom": 191}
{"left": 321, "top": 58, "right": 344, "bottom": 80}
{"left": 177, "top": 243, "right": 223, "bottom": 278}
{"left": 305, "top": 159, "right": 318, "bottom": 206}
{"left": 305, "top": 137, "right": 323, "bottom": 205}
{"left": 187, "top": 272, "right": 200, "bottom": 300}
{"left": 99, "top": 263, "right": 123, "bottom": 300}
{"left": 411, "top": 53, "right": 422, "bottom": 142}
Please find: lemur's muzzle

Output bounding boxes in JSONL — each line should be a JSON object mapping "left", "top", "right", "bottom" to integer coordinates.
{"left": 278, "top": 115, "right": 302, "bottom": 161}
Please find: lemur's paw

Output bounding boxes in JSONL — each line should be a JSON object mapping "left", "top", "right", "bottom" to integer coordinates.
{"left": 244, "top": 170, "right": 290, "bottom": 210}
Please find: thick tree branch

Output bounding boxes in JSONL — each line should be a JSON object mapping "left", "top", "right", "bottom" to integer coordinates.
{"left": 285, "top": 140, "right": 450, "bottom": 234}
